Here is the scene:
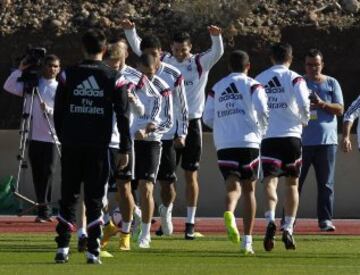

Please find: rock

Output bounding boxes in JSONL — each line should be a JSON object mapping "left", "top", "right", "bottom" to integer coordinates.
{"left": 341, "top": 0, "right": 360, "bottom": 13}
{"left": 1, "top": 0, "right": 11, "bottom": 8}
{"left": 306, "top": 10, "right": 318, "bottom": 23}
{"left": 50, "top": 19, "right": 62, "bottom": 28}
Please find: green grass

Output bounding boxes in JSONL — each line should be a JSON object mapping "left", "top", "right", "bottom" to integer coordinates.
{"left": 0, "top": 234, "right": 360, "bottom": 274}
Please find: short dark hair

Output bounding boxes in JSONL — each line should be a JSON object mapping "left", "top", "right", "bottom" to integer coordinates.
{"left": 140, "top": 35, "right": 162, "bottom": 51}
{"left": 305, "top": 48, "right": 323, "bottom": 61}
{"left": 43, "top": 54, "right": 60, "bottom": 65}
{"left": 271, "top": 42, "right": 292, "bottom": 63}
{"left": 82, "top": 29, "right": 107, "bottom": 55}
{"left": 172, "top": 32, "right": 191, "bottom": 44}
{"left": 138, "top": 53, "right": 156, "bottom": 68}
{"left": 229, "top": 50, "right": 249, "bottom": 72}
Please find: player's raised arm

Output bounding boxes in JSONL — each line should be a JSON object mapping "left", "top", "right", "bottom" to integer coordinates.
{"left": 121, "top": 19, "right": 142, "bottom": 57}
{"left": 198, "top": 25, "right": 224, "bottom": 72}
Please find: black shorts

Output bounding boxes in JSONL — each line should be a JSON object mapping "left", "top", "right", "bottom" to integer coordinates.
{"left": 261, "top": 137, "right": 302, "bottom": 178}
{"left": 134, "top": 140, "right": 161, "bottom": 183}
{"left": 157, "top": 140, "right": 177, "bottom": 182}
{"left": 217, "top": 148, "right": 260, "bottom": 181}
{"left": 176, "top": 118, "right": 202, "bottom": 171}
{"left": 109, "top": 147, "right": 134, "bottom": 185}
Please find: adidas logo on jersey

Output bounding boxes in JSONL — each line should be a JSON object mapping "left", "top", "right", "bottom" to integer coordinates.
{"left": 219, "top": 82, "right": 243, "bottom": 102}
{"left": 265, "top": 77, "right": 284, "bottom": 94}
{"left": 73, "top": 76, "right": 104, "bottom": 97}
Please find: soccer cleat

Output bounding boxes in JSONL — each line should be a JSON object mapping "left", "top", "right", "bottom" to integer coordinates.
{"left": 185, "top": 223, "right": 195, "bottom": 240}
{"left": 155, "top": 226, "right": 164, "bottom": 236}
{"left": 282, "top": 230, "right": 296, "bottom": 250}
{"left": 159, "top": 204, "right": 173, "bottom": 236}
{"left": 240, "top": 245, "right": 255, "bottom": 256}
{"left": 86, "top": 252, "right": 102, "bottom": 264}
{"left": 101, "top": 220, "right": 118, "bottom": 248}
{"left": 55, "top": 252, "right": 69, "bottom": 264}
{"left": 319, "top": 220, "right": 336, "bottom": 232}
{"left": 35, "top": 216, "right": 46, "bottom": 223}
{"left": 119, "top": 232, "right": 131, "bottom": 251}
{"left": 263, "top": 221, "right": 276, "bottom": 252}
{"left": 138, "top": 235, "right": 151, "bottom": 249}
{"left": 224, "top": 211, "right": 240, "bottom": 244}
{"left": 77, "top": 234, "right": 87, "bottom": 252}
{"left": 99, "top": 250, "right": 114, "bottom": 258}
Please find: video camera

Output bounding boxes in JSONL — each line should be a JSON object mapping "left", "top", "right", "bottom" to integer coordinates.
{"left": 308, "top": 90, "right": 319, "bottom": 104}
{"left": 17, "top": 46, "right": 47, "bottom": 89}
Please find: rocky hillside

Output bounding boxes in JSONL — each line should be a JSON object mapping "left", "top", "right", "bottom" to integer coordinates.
{"left": 0, "top": 0, "right": 360, "bottom": 128}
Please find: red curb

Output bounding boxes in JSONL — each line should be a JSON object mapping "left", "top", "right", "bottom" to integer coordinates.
{"left": 1, "top": 216, "right": 359, "bottom": 235}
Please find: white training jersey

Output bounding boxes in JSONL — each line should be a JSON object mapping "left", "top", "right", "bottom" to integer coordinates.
{"left": 124, "top": 27, "right": 222, "bottom": 119}
{"left": 343, "top": 95, "right": 360, "bottom": 148}
{"left": 255, "top": 65, "right": 310, "bottom": 139}
{"left": 109, "top": 66, "right": 145, "bottom": 148}
{"left": 154, "top": 62, "right": 188, "bottom": 140}
{"left": 3, "top": 69, "right": 59, "bottom": 143}
{"left": 160, "top": 35, "right": 224, "bottom": 119}
{"left": 203, "top": 72, "right": 268, "bottom": 150}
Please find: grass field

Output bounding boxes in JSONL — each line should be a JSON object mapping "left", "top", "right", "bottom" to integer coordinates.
{"left": 0, "top": 234, "right": 360, "bottom": 274}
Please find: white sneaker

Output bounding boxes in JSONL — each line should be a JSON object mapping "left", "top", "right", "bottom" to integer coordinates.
{"left": 241, "top": 243, "right": 255, "bottom": 255}
{"left": 138, "top": 235, "right": 151, "bottom": 249}
{"left": 159, "top": 204, "right": 173, "bottom": 236}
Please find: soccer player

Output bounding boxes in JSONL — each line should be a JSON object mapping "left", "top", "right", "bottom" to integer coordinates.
{"left": 342, "top": 95, "right": 360, "bottom": 153}
{"left": 255, "top": 43, "right": 310, "bottom": 251}
{"left": 121, "top": 21, "right": 190, "bottom": 237}
{"left": 122, "top": 19, "right": 222, "bottom": 238}
{"left": 203, "top": 50, "right": 268, "bottom": 254}
{"left": 131, "top": 53, "right": 174, "bottom": 248}
{"left": 53, "top": 29, "right": 131, "bottom": 264}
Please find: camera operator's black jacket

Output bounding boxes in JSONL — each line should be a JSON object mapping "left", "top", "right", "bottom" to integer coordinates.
{"left": 54, "top": 60, "right": 131, "bottom": 153}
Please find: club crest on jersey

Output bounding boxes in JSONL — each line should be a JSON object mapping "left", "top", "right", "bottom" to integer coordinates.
{"left": 187, "top": 64, "right": 192, "bottom": 71}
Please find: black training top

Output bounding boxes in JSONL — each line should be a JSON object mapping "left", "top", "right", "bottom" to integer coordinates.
{"left": 54, "top": 60, "right": 131, "bottom": 152}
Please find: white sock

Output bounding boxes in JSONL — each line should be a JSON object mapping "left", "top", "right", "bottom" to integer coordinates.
{"left": 121, "top": 221, "right": 132, "bottom": 233}
{"left": 57, "top": 247, "right": 69, "bottom": 255}
{"left": 140, "top": 222, "right": 151, "bottom": 239}
{"left": 242, "top": 235, "right": 252, "bottom": 248}
{"left": 167, "top": 203, "right": 173, "bottom": 211}
{"left": 264, "top": 210, "right": 275, "bottom": 224}
{"left": 186, "top": 207, "right": 197, "bottom": 224}
{"left": 283, "top": 216, "right": 295, "bottom": 234}
{"left": 103, "top": 212, "right": 111, "bottom": 225}
{"left": 77, "top": 227, "right": 87, "bottom": 238}
{"left": 134, "top": 205, "right": 142, "bottom": 218}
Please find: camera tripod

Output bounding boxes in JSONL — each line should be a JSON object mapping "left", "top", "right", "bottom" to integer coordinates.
{"left": 14, "top": 85, "right": 61, "bottom": 216}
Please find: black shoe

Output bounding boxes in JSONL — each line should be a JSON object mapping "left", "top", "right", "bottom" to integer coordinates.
{"left": 185, "top": 223, "right": 195, "bottom": 240}
{"left": 263, "top": 221, "right": 276, "bottom": 252}
{"left": 77, "top": 235, "right": 87, "bottom": 252}
{"left": 55, "top": 252, "right": 69, "bottom": 264}
{"left": 155, "top": 226, "right": 164, "bottom": 236}
{"left": 282, "top": 230, "right": 296, "bottom": 250}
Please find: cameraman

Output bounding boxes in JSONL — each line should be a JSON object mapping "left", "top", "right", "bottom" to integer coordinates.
{"left": 300, "top": 49, "right": 344, "bottom": 231}
{"left": 3, "top": 54, "right": 61, "bottom": 223}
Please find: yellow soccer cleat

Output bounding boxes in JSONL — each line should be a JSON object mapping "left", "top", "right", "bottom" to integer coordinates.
{"left": 101, "top": 220, "right": 118, "bottom": 248}
{"left": 119, "top": 232, "right": 131, "bottom": 251}
{"left": 224, "top": 211, "right": 240, "bottom": 244}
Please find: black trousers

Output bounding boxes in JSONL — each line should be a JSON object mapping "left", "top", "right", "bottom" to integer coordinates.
{"left": 55, "top": 145, "right": 109, "bottom": 256}
{"left": 28, "top": 140, "right": 57, "bottom": 217}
